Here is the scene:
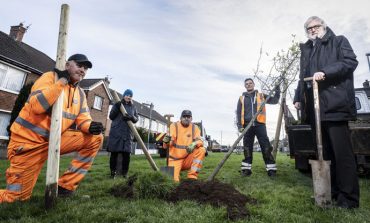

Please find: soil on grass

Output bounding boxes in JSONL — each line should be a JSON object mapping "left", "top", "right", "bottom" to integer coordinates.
{"left": 109, "top": 174, "right": 137, "bottom": 199}
{"left": 167, "top": 179, "right": 257, "bottom": 221}
{"left": 110, "top": 176, "right": 257, "bottom": 221}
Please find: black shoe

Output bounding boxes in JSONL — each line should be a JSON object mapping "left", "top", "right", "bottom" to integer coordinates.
{"left": 240, "top": 169, "right": 252, "bottom": 177}
{"left": 336, "top": 198, "right": 359, "bottom": 209}
{"left": 267, "top": 170, "right": 277, "bottom": 177}
{"left": 58, "top": 186, "right": 74, "bottom": 198}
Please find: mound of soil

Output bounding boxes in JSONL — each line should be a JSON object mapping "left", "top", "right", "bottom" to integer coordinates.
{"left": 109, "top": 176, "right": 256, "bottom": 221}
{"left": 167, "top": 180, "right": 257, "bottom": 221}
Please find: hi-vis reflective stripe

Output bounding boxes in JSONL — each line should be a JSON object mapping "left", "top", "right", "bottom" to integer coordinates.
{"left": 266, "top": 164, "right": 277, "bottom": 171}
{"left": 27, "top": 90, "right": 42, "bottom": 103}
{"left": 6, "top": 183, "right": 21, "bottom": 192}
{"left": 80, "top": 107, "right": 89, "bottom": 114}
{"left": 193, "top": 159, "right": 203, "bottom": 165}
{"left": 241, "top": 162, "right": 252, "bottom": 170}
{"left": 172, "top": 144, "right": 188, "bottom": 149}
{"left": 75, "top": 154, "right": 94, "bottom": 164}
{"left": 36, "top": 93, "right": 50, "bottom": 111}
{"left": 63, "top": 112, "right": 77, "bottom": 120}
{"left": 15, "top": 116, "right": 49, "bottom": 138}
{"left": 156, "top": 132, "right": 166, "bottom": 141}
{"left": 68, "top": 166, "right": 88, "bottom": 175}
{"left": 78, "top": 87, "right": 84, "bottom": 113}
{"left": 191, "top": 166, "right": 201, "bottom": 173}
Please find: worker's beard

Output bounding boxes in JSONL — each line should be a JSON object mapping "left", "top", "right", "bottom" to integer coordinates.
{"left": 181, "top": 120, "right": 190, "bottom": 127}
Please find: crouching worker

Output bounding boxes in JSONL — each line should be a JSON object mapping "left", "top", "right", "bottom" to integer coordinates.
{"left": 163, "top": 110, "right": 206, "bottom": 182}
{"left": 0, "top": 54, "right": 103, "bottom": 203}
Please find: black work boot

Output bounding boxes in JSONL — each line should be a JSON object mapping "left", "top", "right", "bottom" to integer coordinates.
{"left": 58, "top": 186, "right": 74, "bottom": 198}
{"left": 240, "top": 169, "right": 252, "bottom": 177}
{"left": 267, "top": 170, "right": 277, "bottom": 178}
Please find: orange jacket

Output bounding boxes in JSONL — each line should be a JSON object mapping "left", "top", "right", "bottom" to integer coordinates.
{"left": 10, "top": 71, "right": 92, "bottom": 147}
{"left": 168, "top": 121, "right": 203, "bottom": 159}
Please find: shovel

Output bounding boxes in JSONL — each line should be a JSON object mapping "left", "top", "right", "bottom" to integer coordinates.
{"left": 160, "top": 115, "right": 174, "bottom": 178}
{"left": 304, "top": 77, "right": 331, "bottom": 208}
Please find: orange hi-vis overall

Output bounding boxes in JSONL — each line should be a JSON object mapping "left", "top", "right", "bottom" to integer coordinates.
{"left": 0, "top": 71, "right": 103, "bottom": 203}
{"left": 165, "top": 122, "right": 206, "bottom": 182}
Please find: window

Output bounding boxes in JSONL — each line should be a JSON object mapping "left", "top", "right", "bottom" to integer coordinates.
{"left": 0, "top": 111, "right": 11, "bottom": 139}
{"left": 355, "top": 97, "right": 361, "bottom": 110}
{"left": 0, "top": 63, "right": 26, "bottom": 93}
{"left": 139, "top": 116, "right": 145, "bottom": 127}
{"left": 93, "top": 95, "right": 103, "bottom": 110}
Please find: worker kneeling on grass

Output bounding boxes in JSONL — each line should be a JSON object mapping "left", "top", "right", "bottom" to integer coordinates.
{"left": 163, "top": 110, "right": 206, "bottom": 182}
{"left": 0, "top": 54, "right": 103, "bottom": 203}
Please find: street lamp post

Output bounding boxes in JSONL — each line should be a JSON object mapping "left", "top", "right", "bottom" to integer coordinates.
{"left": 143, "top": 103, "right": 154, "bottom": 150}
{"left": 366, "top": 53, "right": 370, "bottom": 72}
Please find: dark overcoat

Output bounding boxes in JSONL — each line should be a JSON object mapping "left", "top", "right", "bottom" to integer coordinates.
{"left": 108, "top": 101, "right": 138, "bottom": 153}
{"left": 293, "top": 27, "right": 358, "bottom": 122}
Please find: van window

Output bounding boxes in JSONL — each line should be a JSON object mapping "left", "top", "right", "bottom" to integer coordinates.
{"left": 355, "top": 97, "right": 361, "bottom": 110}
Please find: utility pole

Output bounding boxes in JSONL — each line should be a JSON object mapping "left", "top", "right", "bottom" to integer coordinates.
{"left": 221, "top": 131, "right": 223, "bottom": 145}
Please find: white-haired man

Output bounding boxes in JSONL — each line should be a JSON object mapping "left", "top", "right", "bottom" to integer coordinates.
{"left": 293, "top": 16, "right": 359, "bottom": 209}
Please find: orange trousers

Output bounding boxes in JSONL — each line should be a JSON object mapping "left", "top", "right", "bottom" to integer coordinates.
{"left": 0, "top": 130, "right": 103, "bottom": 203}
{"left": 169, "top": 147, "right": 206, "bottom": 182}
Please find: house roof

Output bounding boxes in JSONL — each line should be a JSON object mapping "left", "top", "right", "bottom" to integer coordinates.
{"left": 79, "top": 78, "right": 113, "bottom": 101}
{"left": 0, "top": 31, "right": 55, "bottom": 74}
{"left": 109, "top": 88, "right": 167, "bottom": 123}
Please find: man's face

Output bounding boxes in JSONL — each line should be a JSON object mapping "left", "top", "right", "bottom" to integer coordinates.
{"left": 65, "top": 60, "right": 89, "bottom": 84}
{"left": 306, "top": 20, "right": 325, "bottom": 40}
{"left": 245, "top": 80, "right": 255, "bottom": 92}
{"left": 180, "top": 115, "right": 192, "bottom": 127}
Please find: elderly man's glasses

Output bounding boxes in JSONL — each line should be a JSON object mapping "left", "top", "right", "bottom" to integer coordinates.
{"left": 182, "top": 115, "right": 192, "bottom": 119}
{"left": 306, "top": 25, "right": 322, "bottom": 32}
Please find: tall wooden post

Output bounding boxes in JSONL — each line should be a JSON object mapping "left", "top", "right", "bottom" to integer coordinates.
{"left": 45, "top": 4, "right": 69, "bottom": 209}
{"left": 272, "top": 78, "right": 288, "bottom": 159}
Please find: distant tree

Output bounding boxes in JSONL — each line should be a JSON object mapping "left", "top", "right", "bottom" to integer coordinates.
{"left": 7, "top": 82, "right": 34, "bottom": 137}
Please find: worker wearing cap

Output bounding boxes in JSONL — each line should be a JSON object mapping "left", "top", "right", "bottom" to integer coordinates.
{"left": 163, "top": 110, "right": 206, "bottom": 182}
{"left": 0, "top": 54, "right": 104, "bottom": 203}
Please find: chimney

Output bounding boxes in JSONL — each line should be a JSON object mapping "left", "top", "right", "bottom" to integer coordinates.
{"left": 104, "top": 75, "right": 111, "bottom": 87}
{"left": 9, "top": 23, "right": 27, "bottom": 42}
{"left": 363, "top": 80, "right": 370, "bottom": 88}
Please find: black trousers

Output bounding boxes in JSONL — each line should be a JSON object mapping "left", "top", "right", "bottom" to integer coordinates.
{"left": 110, "top": 152, "right": 131, "bottom": 175}
{"left": 321, "top": 121, "right": 359, "bottom": 207}
{"left": 242, "top": 124, "right": 275, "bottom": 165}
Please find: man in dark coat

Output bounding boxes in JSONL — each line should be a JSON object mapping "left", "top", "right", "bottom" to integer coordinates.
{"left": 293, "top": 16, "right": 359, "bottom": 209}
{"left": 108, "top": 89, "right": 138, "bottom": 178}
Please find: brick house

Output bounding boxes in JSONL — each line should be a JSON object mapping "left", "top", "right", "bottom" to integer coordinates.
{"left": 0, "top": 23, "right": 55, "bottom": 157}
{"left": 79, "top": 78, "right": 113, "bottom": 132}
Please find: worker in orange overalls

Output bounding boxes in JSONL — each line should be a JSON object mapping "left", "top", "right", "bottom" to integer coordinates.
{"left": 163, "top": 110, "right": 206, "bottom": 182}
{"left": 0, "top": 54, "right": 104, "bottom": 203}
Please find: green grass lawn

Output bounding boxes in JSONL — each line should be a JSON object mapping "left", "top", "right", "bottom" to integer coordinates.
{"left": 0, "top": 152, "right": 369, "bottom": 223}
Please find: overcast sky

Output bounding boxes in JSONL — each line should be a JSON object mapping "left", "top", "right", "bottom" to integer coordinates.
{"left": 2, "top": 0, "right": 370, "bottom": 145}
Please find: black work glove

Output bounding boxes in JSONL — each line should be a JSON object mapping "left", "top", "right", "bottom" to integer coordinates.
{"left": 89, "top": 121, "right": 103, "bottom": 135}
{"left": 54, "top": 68, "right": 70, "bottom": 83}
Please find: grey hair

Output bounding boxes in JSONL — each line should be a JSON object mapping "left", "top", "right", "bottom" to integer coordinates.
{"left": 304, "top": 16, "right": 327, "bottom": 33}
